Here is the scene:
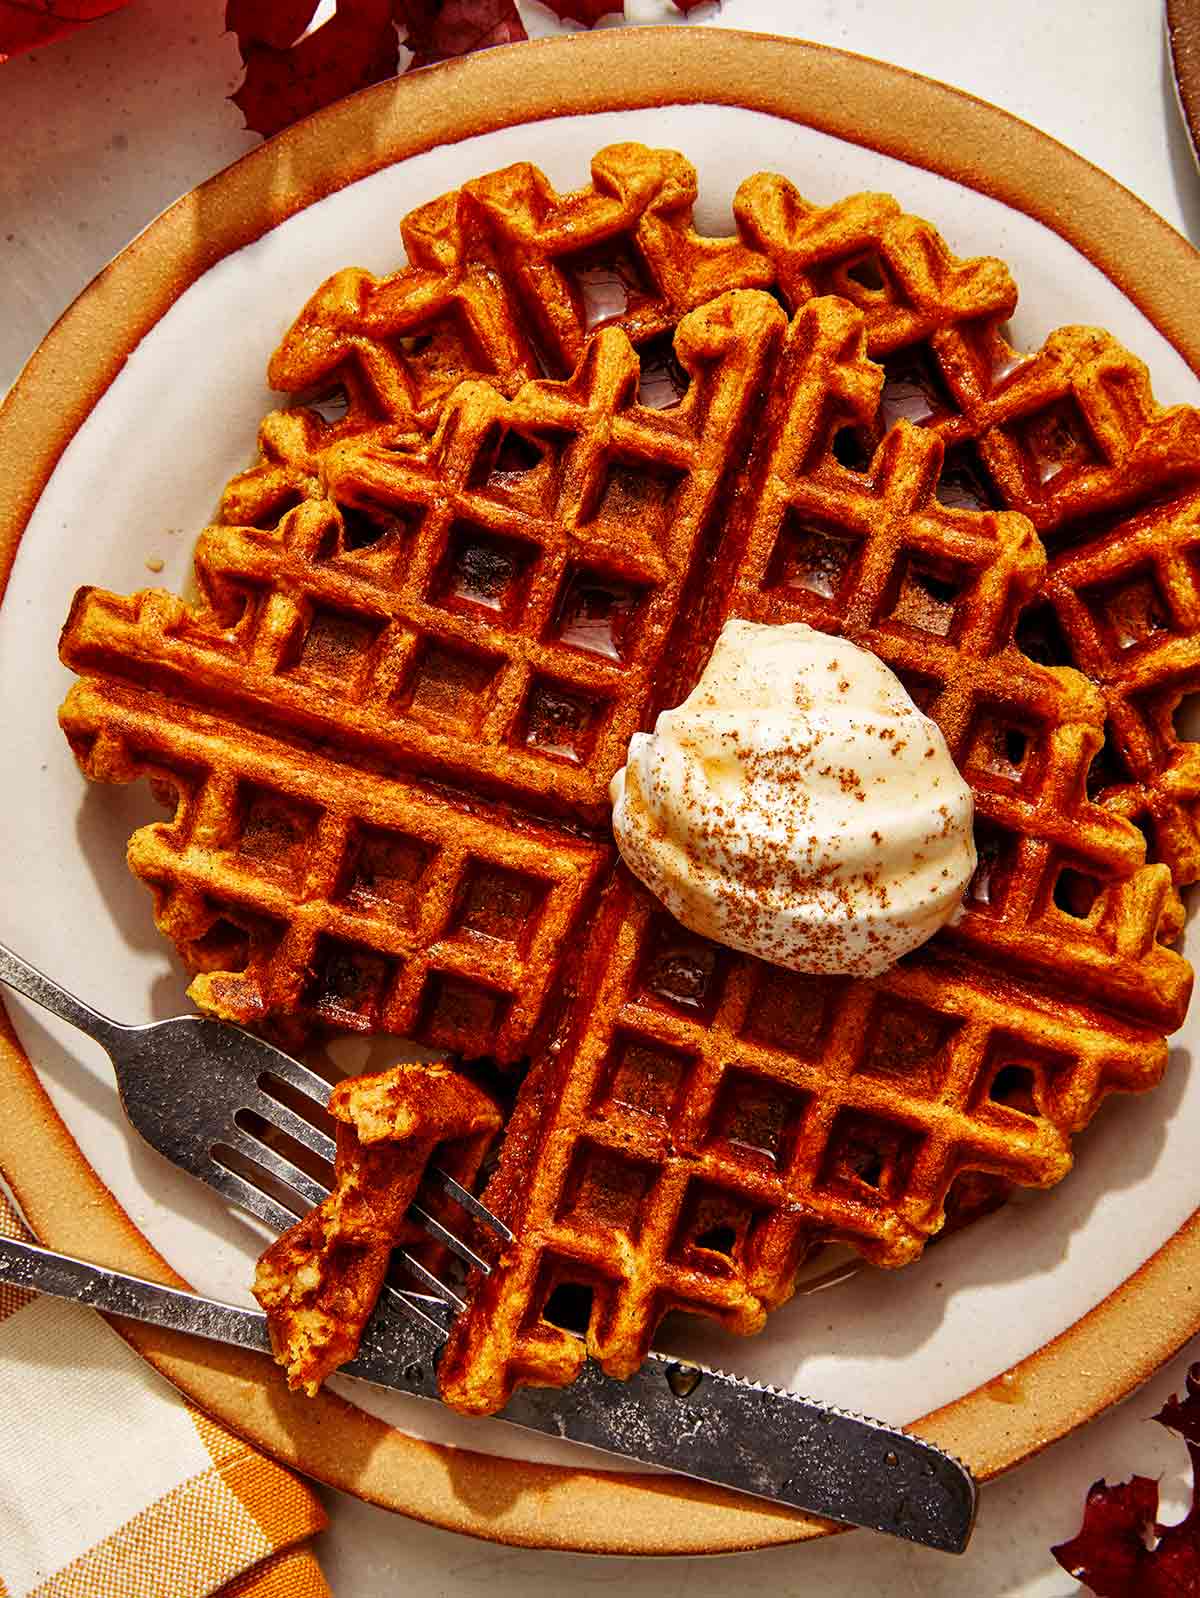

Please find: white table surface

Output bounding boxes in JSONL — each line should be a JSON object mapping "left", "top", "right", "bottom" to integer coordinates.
{"left": 2, "top": 1, "right": 1197, "bottom": 1592}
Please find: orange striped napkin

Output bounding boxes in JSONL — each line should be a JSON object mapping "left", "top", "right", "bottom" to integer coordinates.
{"left": 0, "top": 1189, "right": 330, "bottom": 1598}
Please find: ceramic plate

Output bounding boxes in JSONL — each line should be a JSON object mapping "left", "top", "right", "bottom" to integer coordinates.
{"left": 2, "top": 27, "right": 1200, "bottom": 1556}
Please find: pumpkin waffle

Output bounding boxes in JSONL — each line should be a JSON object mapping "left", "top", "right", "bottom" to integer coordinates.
{"left": 221, "top": 143, "right": 1009, "bottom": 533}
{"left": 221, "top": 143, "right": 774, "bottom": 529}
{"left": 54, "top": 147, "right": 1199, "bottom": 1414}
{"left": 59, "top": 289, "right": 778, "bottom": 1055}
{"left": 435, "top": 299, "right": 1190, "bottom": 1415}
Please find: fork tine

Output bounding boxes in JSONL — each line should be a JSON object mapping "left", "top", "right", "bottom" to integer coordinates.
{"left": 221, "top": 1126, "right": 329, "bottom": 1211}
{"left": 243, "top": 1087, "right": 337, "bottom": 1164}
{"left": 250, "top": 1047, "right": 333, "bottom": 1107}
{"left": 380, "top": 1285, "right": 451, "bottom": 1340}
{"left": 407, "top": 1204, "right": 491, "bottom": 1275}
{"left": 393, "top": 1251, "right": 466, "bottom": 1313}
{"left": 204, "top": 1155, "right": 303, "bottom": 1233}
{"left": 425, "top": 1166, "right": 514, "bottom": 1243}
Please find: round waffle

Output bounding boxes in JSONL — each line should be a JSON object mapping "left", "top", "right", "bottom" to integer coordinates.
{"left": 56, "top": 145, "right": 1195, "bottom": 1415}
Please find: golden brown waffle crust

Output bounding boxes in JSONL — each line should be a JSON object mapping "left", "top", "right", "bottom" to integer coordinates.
{"left": 430, "top": 288, "right": 1194, "bottom": 1412}
{"left": 7, "top": 25, "right": 1200, "bottom": 1553}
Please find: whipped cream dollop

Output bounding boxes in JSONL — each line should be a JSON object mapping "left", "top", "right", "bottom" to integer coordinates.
{"left": 610, "top": 620, "right": 976, "bottom": 978}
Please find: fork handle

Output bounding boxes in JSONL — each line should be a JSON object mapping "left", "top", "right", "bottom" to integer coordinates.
{"left": 0, "top": 942, "right": 127, "bottom": 1050}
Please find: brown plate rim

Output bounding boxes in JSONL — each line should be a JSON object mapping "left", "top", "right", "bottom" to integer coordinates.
{"left": 2, "top": 24, "right": 1199, "bottom": 1557}
{"left": 1167, "top": 0, "right": 1200, "bottom": 169}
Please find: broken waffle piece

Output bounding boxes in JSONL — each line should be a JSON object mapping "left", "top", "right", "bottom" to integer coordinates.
{"left": 253, "top": 1062, "right": 500, "bottom": 1395}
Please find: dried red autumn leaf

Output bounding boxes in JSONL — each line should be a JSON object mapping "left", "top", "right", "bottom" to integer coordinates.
{"left": 228, "top": 0, "right": 528, "bottom": 135}
{"left": 228, "top": 0, "right": 400, "bottom": 138}
{"left": 1052, "top": 1363, "right": 1200, "bottom": 1597}
{"left": 537, "top": 0, "right": 623, "bottom": 26}
{"left": 397, "top": 0, "right": 525, "bottom": 67}
{"left": 227, "top": 0, "right": 326, "bottom": 50}
{"left": 0, "top": 0, "right": 129, "bottom": 64}
{"left": 1159, "top": 1377, "right": 1200, "bottom": 1451}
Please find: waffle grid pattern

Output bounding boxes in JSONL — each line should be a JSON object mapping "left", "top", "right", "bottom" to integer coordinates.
{"left": 56, "top": 146, "right": 1200, "bottom": 1412}
{"left": 436, "top": 870, "right": 1167, "bottom": 1412}
{"left": 221, "top": 145, "right": 1010, "bottom": 533}
{"left": 725, "top": 174, "right": 1200, "bottom": 886}
{"left": 60, "top": 290, "right": 781, "bottom": 1056}
{"left": 435, "top": 300, "right": 1188, "bottom": 1413}
{"left": 239, "top": 144, "right": 774, "bottom": 489}
{"left": 230, "top": 148, "right": 1200, "bottom": 883}
{"left": 234, "top": 147, "right": 1200, "bottom": 889}
{"left": 61, "top": 679, "right": 606, "bottom": 1063}
{"left": 66, "top": 297, "right": 781, "bottom": 827}
{"left": 723, "top": 303, "right": 1186, "bottom": 1021}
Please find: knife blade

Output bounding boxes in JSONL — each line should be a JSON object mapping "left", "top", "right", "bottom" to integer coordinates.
{"left": 0, "top": 1234, "right": 976, "bottom": 1552}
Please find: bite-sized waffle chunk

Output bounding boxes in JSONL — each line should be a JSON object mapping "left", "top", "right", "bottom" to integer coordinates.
{"left": 437, "top": 299, "right": 1191, "bottom": 1415}
{"left": 254, "top": 1062, "right": 500, "bottom": 1394}
{"left": 217, "top": 405, "right": 426, "bottom": 535}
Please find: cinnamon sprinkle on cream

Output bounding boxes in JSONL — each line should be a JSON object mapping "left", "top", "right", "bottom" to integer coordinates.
{"left": 609, "top": 620, "right": 976, "bottom": 978}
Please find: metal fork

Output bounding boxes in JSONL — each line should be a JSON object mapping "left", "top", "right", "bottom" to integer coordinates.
{"left": 0, "top": 941, "right": 493, "bottom": 1340}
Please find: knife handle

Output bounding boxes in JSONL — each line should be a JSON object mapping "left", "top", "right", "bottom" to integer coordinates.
{"left": 0, "top": 1234, "right": 274, "bottom": 1351}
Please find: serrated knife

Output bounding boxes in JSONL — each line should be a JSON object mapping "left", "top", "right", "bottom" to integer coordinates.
{"left": 0, "top": 1233, "right": 975, "bottom": 1551}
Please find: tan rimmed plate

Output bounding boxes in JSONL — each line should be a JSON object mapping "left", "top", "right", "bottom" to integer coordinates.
{"left": 2, "top": 26, "right": 1200, "bottom": 1557}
